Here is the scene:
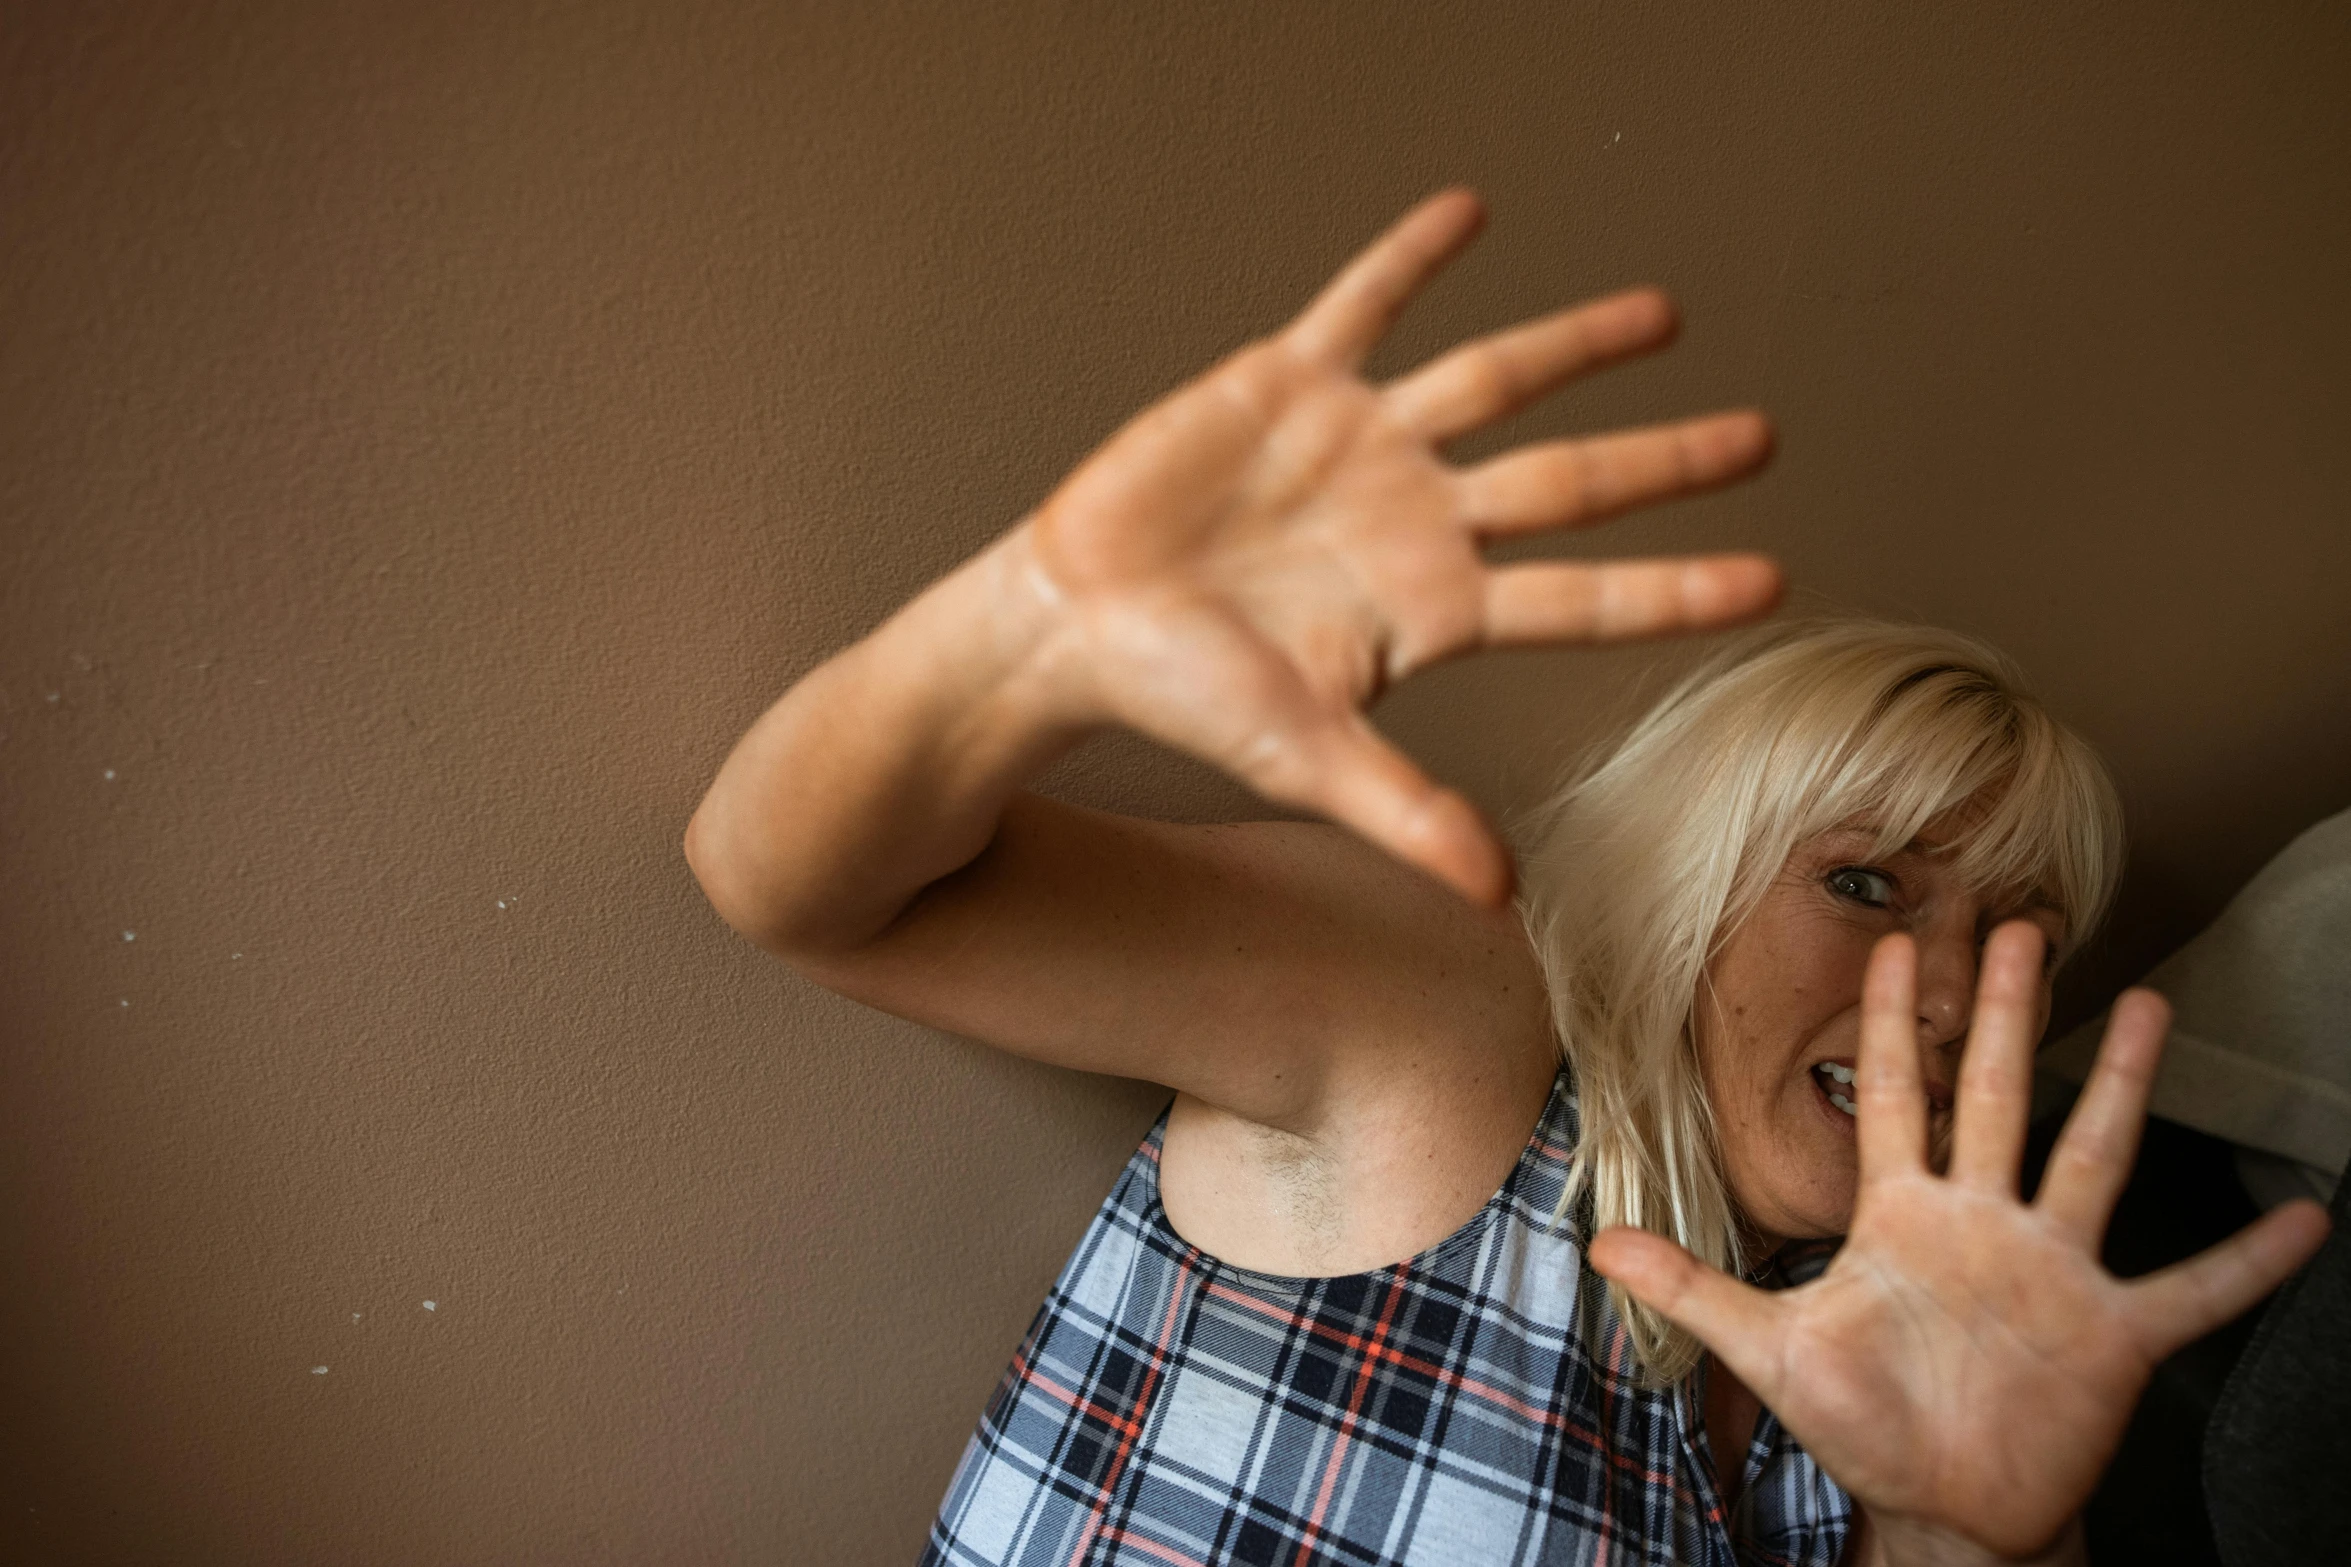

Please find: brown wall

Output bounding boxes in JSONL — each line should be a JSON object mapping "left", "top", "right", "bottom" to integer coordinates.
{"left": 4, "top": 2, "right": 2347, "bottom": 1562}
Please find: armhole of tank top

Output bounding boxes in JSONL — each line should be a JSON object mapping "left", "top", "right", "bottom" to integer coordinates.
{"left": 1134, "top": 1069, "right": 1575, "bottom": 1285}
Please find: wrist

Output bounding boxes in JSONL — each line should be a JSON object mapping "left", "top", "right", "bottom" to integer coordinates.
{"left": 948, "top": 517, "right": 1109, "bottom": 737}
{"left": 1866, "top": 1511, "right": 2085, "bottom": 1567}
{"left": 876, "top": 518, "right": 1107, "bottom": 755}
{"left": 686, "top": 519, "right": 1094, "bottom": 952}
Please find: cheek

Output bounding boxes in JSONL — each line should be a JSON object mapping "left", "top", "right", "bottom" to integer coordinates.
{"left": 1706, "top": 932, "right": 1869, "bottom": 1070}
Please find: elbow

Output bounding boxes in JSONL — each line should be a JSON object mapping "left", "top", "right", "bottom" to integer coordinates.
{"left": 681, "top": 804, "right": 719, "bottom": 899}
{"left": 682, "top": 801, "right": 779, "bottom": 948}
{"left": 682, "top": 800, "right": 852, "bottom": 963}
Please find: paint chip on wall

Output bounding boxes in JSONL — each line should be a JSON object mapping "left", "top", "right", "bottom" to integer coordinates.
{"left": 422, "top": 1300, "right": 436, "bottom": 1311}
{"left": 311, "top": 1366, "right": 328, "bottom": 1375}
{"left": 122, "top": 931, "right": 136, "bottom": 942}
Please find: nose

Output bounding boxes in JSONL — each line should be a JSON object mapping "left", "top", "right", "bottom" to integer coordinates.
{"left": 1911, "top": 922, "right": 1978, "bottom": 1051}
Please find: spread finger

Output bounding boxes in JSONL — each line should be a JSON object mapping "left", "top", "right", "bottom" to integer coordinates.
{"left": 1453, "top": 412, "right": 1773, "bottom": 535}
{"left": 2127, "top": 1200, "right": 2332, "bottom": 1361}
{"left": 2034, "top": 989, "right": 2166, "bottom": 1245}
{"left": 1480, "top": 555, "right": 1780, "bottom": 647}
{"left": 1858, "top": 935, "right": 1930, "bottom": 1183}
{"left": 1285, "top": 189, "right": 1487, "bottom": 369}
{"left": 1383, "top": 288, "right": 1678, "bottom": 440}
{"left": 1947, "top": 923, "right": 2048, "bottom": 1193}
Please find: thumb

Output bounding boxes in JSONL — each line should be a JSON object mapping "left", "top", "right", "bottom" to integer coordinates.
{"left": 1285, "top": 713, "right": 1511, "bottom": 907}
{"left": 1084, "top": 602, "right": 1514, "bottom": 907}
{"left": 1215, "top": 696, "right": 1511, "bottom": 907}
{"left": 1588, "top": 1226, "right": 1782, "bottom": 1373}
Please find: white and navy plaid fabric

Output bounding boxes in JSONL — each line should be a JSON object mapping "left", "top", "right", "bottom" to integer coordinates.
{"left": 922, "top": 1072, "right": 1852, "bottom": 1566}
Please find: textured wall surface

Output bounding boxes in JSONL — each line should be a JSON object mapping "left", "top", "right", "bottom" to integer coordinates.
{"left": 4, "top": 3, "right": 2348, "bottom": 1562}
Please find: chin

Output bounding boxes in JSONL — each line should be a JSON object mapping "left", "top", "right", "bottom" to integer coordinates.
{"left": 1754, "top": 1122, "right": 1861, "bottom": 1240}
{"left": 1781, "top": 1191, "right": 1857, "bottom": 1242}
{"left": 1732, "top": 1164, "right": 1856, "bottom": 1245}
{"left": 1770, "top": 1104, "right": 1862, "bottom": 1238}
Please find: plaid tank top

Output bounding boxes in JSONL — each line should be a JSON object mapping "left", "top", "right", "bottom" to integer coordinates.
{"left": 921, "top": 1071, "right": 1852, "bottom": 1567}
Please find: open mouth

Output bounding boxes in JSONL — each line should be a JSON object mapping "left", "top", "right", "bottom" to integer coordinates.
{"left": 1808, "top": 1059, "right": 1956, "bottom": 1124}
{"left": 1810, "top": 1060, "right": 1858, "bottom": 1118}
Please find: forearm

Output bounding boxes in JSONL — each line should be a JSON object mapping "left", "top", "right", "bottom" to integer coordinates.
{"left": 684, "top": 522, "right": 1089, "bottom": 956}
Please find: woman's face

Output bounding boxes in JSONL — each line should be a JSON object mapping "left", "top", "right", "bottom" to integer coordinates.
{"left": 1695, "top": 818, "right": 2066, "bottom": 1251}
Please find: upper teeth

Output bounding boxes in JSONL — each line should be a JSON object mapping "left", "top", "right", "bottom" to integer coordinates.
{"left": 1818, "top": 1062, "right": 1855, "bottom": 1085}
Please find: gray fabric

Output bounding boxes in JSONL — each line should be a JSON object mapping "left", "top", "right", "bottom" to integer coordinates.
{"left": 2232, "top": 1146, "right": 2336, "bottom": 1212}
{"left": 2045, "top": 805, "right": 2351, "bottom": 1180}
{"left": 2043, "top": 804, "right": 2351, "bottom": 1563}
{"left": 2202, "top": 1164, "right": 2351, "bottom": 1566}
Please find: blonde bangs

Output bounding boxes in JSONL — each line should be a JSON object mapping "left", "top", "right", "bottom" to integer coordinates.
{"left": 1774, "top": 661, "right": 2122, "bottom": 955}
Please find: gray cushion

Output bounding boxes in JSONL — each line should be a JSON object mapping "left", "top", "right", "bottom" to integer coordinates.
{"left": 2202, "top": 1165, "right": 2351, "bottom": 1566}
{"left": 2044, "top": 805, "right": 2351, "bottom": 1181}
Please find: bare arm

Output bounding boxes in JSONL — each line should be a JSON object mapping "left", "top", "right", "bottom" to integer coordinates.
{"left": 683, "top": 531, "right": 1547, "bottom": 1127}
{"left": 686, "top": 190, "right": 1780, "bottom": 1128}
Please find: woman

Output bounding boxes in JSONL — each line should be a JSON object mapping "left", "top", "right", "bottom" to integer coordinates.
{"left": 685, "top": 191, "right": 2327, "bottom": 1565}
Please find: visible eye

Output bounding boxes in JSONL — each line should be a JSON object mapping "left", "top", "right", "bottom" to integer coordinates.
{"left": 1826, "top": 866, "right": 1898, "bottom": 908}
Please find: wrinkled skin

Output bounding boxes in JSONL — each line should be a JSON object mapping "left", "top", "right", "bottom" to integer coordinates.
{"left": 1696, "top": 820, "right": 2068, "bottom": 1247}
{"left": 1596, "top": 926, "right": 2330, "bottom": 1562}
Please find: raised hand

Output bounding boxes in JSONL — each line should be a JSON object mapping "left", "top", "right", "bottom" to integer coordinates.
{"left": 1589, "top": 925, "right": 2332, "bottom": 1563}
{"left": 1017, "top": 189, "right": 1778, "bottom": 904}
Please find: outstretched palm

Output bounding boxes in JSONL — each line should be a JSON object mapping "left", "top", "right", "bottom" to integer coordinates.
{"left": 1020, "top": 190, "right": 1778, "bottom": 903}
{"left": 1592, "top": 927, "right": 2331, "bottom": 1562}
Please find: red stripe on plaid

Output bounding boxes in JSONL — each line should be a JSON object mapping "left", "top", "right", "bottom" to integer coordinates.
{"left": 1199, "top": 1275, "right": 1677, "bottom": 1485}
{"left": 1288, "top": 1267, "right": 1415, "bottom": 1566}
{"left": 1018, "top": 1366, "right": 1149, "bottom": 1447}
{"left": 923, "top": 1074, "right": 1851, "bottom": 1567}
{"left": 1091, "top": 1525, "right": 1210, "bottom": 1567}
{"left": 1064, "top": 1249, "right": 1199, "bottom": 1567}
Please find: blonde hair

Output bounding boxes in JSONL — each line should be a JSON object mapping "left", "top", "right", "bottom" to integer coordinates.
{"left": 1516, "top": 619, "right": 2124, "bottom": 1384}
